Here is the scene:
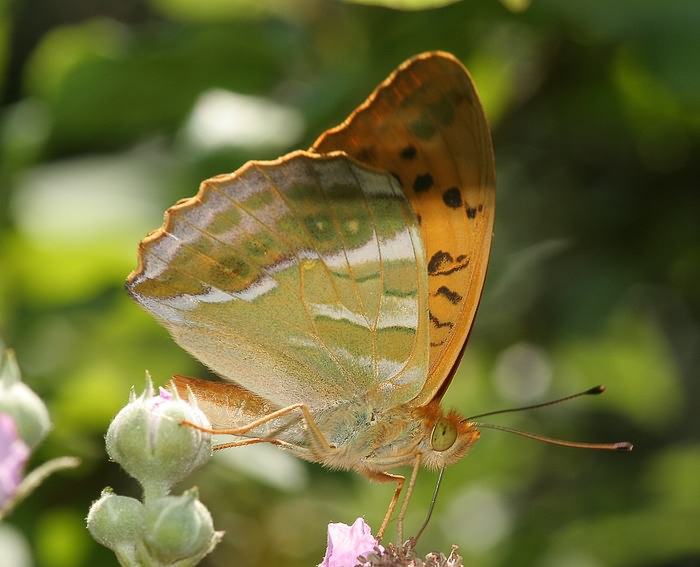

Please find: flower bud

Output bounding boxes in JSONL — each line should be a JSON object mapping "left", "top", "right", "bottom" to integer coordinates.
{"left": 144, "top": 488, "right": 221, "bottom": 564}
{"left": 0, "top": 348, "right": 51, "bottom": 449}
{"left": 86, "top": 489, "right": 145, "bottom": 559}
{"left": 105, "top": 381, "right": 212, "bottom": 498}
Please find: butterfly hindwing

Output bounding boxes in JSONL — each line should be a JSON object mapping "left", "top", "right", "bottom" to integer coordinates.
{"left": 127, "top": 151, "right": 430, "bottom": 411}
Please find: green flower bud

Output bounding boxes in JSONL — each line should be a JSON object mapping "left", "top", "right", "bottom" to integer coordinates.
{"left": 0, "top": 347, "right": 51, "bottom": 449}
{"left": 105, "top": 380, "right": 212, "bottom": 499}
{"left": 87, "top": 489, "right": 145, "bottom": 562}
{"left": 144, "top": 488, "right": 221, "bottom": 565}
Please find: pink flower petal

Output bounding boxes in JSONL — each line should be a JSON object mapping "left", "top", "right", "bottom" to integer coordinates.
{"left": 149, "top": 387, "right": 173, "bottom": 412}
{"left": 158, "top": 387, "right": 173, "bottom": 401}
{"left": 319, "top": 518, "right": 382, "bottom": 567}
{"left": 0, "top": 413, "right": 30, "bottom": 507}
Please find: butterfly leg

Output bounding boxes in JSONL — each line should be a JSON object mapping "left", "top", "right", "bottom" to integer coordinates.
{"left": 365, "top": 470, "right": 404, "bottom": 542}
{"left": 181, "top": 402, "right": 333, "bottom": 455}
{"left": 396, "top": 454, "right": 421, "bottom": 544}
{"left": 366, "top": 453, "right": 422, "bottom": 543}
{"left": 212, "top": 436, "right": 310, "bottom": 454}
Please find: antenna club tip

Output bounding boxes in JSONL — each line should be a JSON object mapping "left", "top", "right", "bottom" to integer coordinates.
{"left": 615, "top": 442, "right": 634, "bottom": 452}
{"left": 587, "top": 385, "right": 606, "bottom": 395}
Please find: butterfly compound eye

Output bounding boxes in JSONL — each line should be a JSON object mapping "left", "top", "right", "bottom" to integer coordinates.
{"left": 431, "top": 417, "right": 458, "bottom": 452}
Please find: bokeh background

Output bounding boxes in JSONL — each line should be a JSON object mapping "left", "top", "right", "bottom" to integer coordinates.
{"left": 1, "top": 0, "right": 699, "bottom": 565}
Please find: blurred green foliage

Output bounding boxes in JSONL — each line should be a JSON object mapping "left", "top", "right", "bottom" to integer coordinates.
{"left": 1, "top": 0, "right": 699, "bottom": 566}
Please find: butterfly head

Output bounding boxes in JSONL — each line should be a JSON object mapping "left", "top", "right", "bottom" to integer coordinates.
{"left": 419, "top": 404, "right": 479, "bottom": 471}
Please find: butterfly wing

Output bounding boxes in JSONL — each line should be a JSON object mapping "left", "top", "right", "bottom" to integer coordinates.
{"left": 312, "top": 51, "right": 496, "bottom": 406}
{"left": 172, "top": 375, "right": 278, "bottom": 429}
{"left": 127, "top": 151, "right": 430, "bottom": 411}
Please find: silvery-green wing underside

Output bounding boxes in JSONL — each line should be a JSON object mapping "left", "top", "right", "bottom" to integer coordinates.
{"left": 126, "top": 151, "right": 429, "bottom": 412}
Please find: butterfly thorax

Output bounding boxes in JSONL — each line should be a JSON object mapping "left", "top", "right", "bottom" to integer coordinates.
{"left": 310, "top": 400, "right": 480, "bottom": 474}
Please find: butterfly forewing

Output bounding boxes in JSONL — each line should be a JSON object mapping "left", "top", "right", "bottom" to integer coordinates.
{"left": 127, "top": 151, "right": 430, "bottom": 412}
{"left": 312, "top": 52, "right": 496, "bottom": 405}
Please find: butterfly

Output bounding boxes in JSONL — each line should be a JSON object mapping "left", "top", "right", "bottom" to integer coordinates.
{"left": 126, "top": 51, "right": 495, "bottom": 541}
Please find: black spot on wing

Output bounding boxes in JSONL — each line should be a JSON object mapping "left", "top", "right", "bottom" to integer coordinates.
{"left": 428, "top": 250, "right": 470, "bottom": 276}
{"left": 435, "top": 262, "right": 469, "bottom": 276}
{"left": 466, "top": 207, "right": 477, "bottom": 219}
{"left": 413, "top": 173, "right": 433, "bottom": 193}
{"left": 442, "top": 187, "right": 462, "bottom": 209}
{"left": 428, "top": 251, "right": 453, "bottom": 275}
{"left": 400, "top": 145, "right": 417, "bottom": 160}
{"left": 429, "top": 311, "right": 453, "bottom": 329}
{"left": 435, "top": 286, "right": 462, "bottom": 304}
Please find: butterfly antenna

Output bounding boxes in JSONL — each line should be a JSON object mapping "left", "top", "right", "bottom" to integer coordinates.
{"left": 414, "top": 467, "right": 445, "bottom": 543}
{"left": 474, "top": 422, "right": 633, "bottom": 451}
{"left": 465, "top": 385, "right": 606, "bottom": 421}
{"left": 464, "top": 384, "right": 632, "bottom": 451}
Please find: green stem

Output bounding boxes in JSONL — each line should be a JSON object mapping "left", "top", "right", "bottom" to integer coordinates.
{"left": 0, "top": 456, "right": 80, "bottom": 519}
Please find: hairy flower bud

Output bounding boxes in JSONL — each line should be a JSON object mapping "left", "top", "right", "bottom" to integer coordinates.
{"left": 105, "top": 381, "right": 212, "bottom": 499}
{"left": 87, "top": 489, "right": 145, "bottom": 561}
{"left": 0, "top": 348, "right": 50, "bottom": 449}
{"left": 144, "top": 488, "right": 221, "bottom": 564}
